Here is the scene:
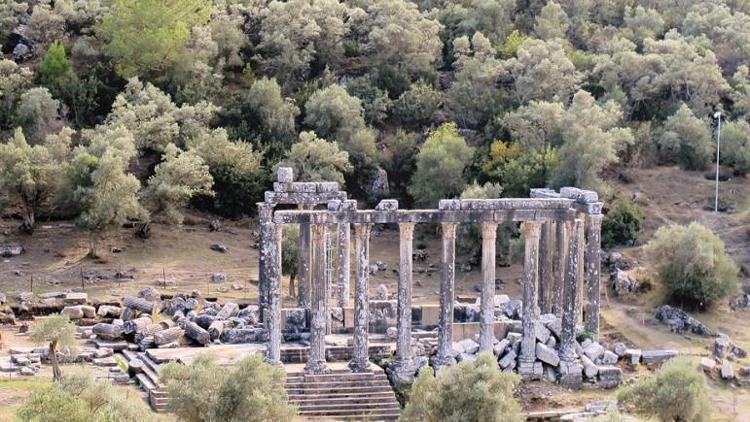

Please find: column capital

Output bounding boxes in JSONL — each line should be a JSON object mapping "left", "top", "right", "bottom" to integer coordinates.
{"left": 521, "top": 220, "right": 542, "bottom": 237}
{"left": 399, "top": 222, "right": 416, "bottom": 239}
{"left": 441, "top": 222, "right": 457, "bottom": 239}
{"left": 480, "top": 222, "right": 498, "bottom": 240}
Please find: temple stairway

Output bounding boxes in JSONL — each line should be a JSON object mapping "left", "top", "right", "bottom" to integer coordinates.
{"left": 285, "top": 364, "right": 401, "bottom": 421}
{"left": 120, "top": 349, "right": 171, "bottom": 413}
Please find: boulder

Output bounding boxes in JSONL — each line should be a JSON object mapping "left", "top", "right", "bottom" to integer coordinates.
{"left": 0, "top": 244, "right": 24, "bottom": 257}
{"left": 536, "top": 342, "right": 560, "bottom": 366}
{"left": 137, "top": 287, "right": 160, "bottom": 301}
{"left": 97, "top": 305, "right": 122, "bottom": 318}
{"left": 613, "top": 342, "right": 628, "bottom": 357}
{"left": 209, "top": 273, "right": 227, "bottom": 283}
{"left": 61, "top": 306, "right": 84, "bottom": 320}
{"left": 210, "top": 243, "right": 228, "bottom": 253}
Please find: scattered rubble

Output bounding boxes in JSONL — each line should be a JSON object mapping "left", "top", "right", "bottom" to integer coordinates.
{"left": 654, "top": 305, "right": 711, "bottom": 336}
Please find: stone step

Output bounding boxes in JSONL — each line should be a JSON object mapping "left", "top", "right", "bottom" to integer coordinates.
{"left": 296, "top": 402, "right": 401, "bottom": 413}
{"left": 286, "top": 379, "right": 387, "bottom": 389}
{"left": 297, "top": 409, "right": 400, "bottom": 418}
{"left": 286, "top": 385, "right": 395, "bottom": 395}
{"left": 289, "top": 394, "right": 397, "bottom": 406}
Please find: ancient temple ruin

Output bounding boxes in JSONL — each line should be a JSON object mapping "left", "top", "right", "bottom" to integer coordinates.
{"left": 258, "top": 167, "right": 602, "bottom": 387}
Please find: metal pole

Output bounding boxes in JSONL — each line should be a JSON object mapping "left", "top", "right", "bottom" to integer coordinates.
{"left": 714, "top": 112, "right": 722, "bottom": 213}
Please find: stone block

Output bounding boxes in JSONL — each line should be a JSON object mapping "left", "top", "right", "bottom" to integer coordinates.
{"left": 613, "top": 342, "right": 628, "bottom": 357}
{"left": 64, "top": 292, "right": 88, "bottom": 304}
{"left": 583, "top": 342, "right": 605, "bottom": 361}
{"left": 546, "top": 336, "right": 557, "bottom": 349}
{"left": 317, "top": 182, "right": 339, "bottom": 193}
{"left": 273, "top": 182, "right": 293, "bottom": 192}
{"left": 498, "top": 350, "right": 517, "bottom": 369}
{"left": 375, "top": 199, "right": 399, "bottom": 211}
{"left": 290, "top": 182, "right": 317, "bottom": 193}
{"left": 534, "top": 322, "right": 552, "bottom": 344}
{"left": 342, "top": 200, "right": 357, "bottom": 211}
{"left": 536, "top": 342, "right": 560, "bottom": 366}
{"left": 581, "top": 355, "right": 598, "bottom": 379}
{"left": 699, "top": 357, "right": 716, "bottom": 373}
{"left": 544, "top": 365, "right": 557, "bottom": 383}
{"left": 438, "top": 199, "right": 461, "bottom": 211}
{"left": 721, "top": 361, "right": 735, "bottom": 380}
{"left": 493, "top": 294, "right": 510, "bottom": 307}
{"left": 529, "top": 188, "right": 559, "bottom": 198}
{"left": 61, "top": 306, "right": 84, "bottom": 320}
{"left": 560, "top": 187, "right": 598, "bottom": 203}
{"left": 277, "top": 167, "right": 293, "bottom": 183}
{"left": 559, "top": 360, "right": 583, "bottom": 388}
{"left": 601, "top": 350, "right": 618, "bottom": 365}
{"left": 451, "top": 342, "right": 464, "bottom": 357}
{"left": 625, "top": 349, "right": 642, "bottom": 365}
{"left": 506, "top": 332, "right": 522, "bottom": 345}
{"left": 458, "top": 338, "right": 480, "bottom": 354}
{"left": 597, "top": 366, "right": 623, "bottom": 388}
{"left": 641, "top": 349, "right": 678, "bottom": 366}
{"left": 326, "top": 200, "right": 342, "bottom": 211}
{"left": 493, "top": 339, "right": 510, "bottom": 356}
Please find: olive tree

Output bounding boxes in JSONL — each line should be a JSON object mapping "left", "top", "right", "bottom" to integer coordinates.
{"left": 408, "top": 123, "right": 473, "bottom": 207}
{"left": 14, "top": 87, "right": 61, "bottom": 142}
{"left": 658, "top": 104, "right": 713, "bottom": 171}
{"left": 0, "top": 59, "right": 33, "bottom": 129}
{"left": 534, "top": 1, "right": 570, "bottom": 40}
{"left": 281, "top": 225, "right": 300, "bottom": 297}
{"left": 505, "top": 38, "right": 581, "bottom": 104}
{"left": 0, "top": 128, "right": 70, "bottom": 232}
{"left": 645, "top": 222, "right": 738, "bottom": 308}
{"left": 721, "top": 120, "right": 750, "bottom": 175}
{"left": 402, "top": 353, "right": 523, "bottom": 422}
{"left": 278, "top": 131, "right": 353, "bottom": 185}
{"left": 30, "top": 314, "right": 78, "bottom": 382}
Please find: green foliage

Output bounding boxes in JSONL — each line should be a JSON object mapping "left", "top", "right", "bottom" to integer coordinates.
{"left": 401, "top": 353, "right": 523, "bottom": 422}
{"left": 720, "top": 120, "right": 750, "bottom": 175}
{"left": 409, "top": 123, "right": 474, "bottom": 207}
{"left": 278, "top": 131, "right": 353, "bottom": 185}
{"left": 0, "top": 59, "right": 34, "bottom": 130}
{"left": 17, "top": 367, "right": 156, "bottom": 422}
{"left": 30, "top": 314, "right": 78, "bottom": 355}
{"left": 14, "top": 87, "right": 61, "bottom": 142}
{"left": 645, "top": 222, "right": 738, "bottom": 307}
{"left": 392, "top": 81, "right": 441, "bottom": 126}
{"left": 160, "top": 353, "right": 297, "bottom": 422}
{"left": 0, "top": 128, "right": 70, "bottom": 231}
{"left": 381, "top": 130, "right": 419, "bottom": 204}
{"left": 281, "top": 224, "right": 300, "bottom": 284}
{"left": 481, "top": 141, "right": 558, "bottom": 198}
{"left": 659, "top": 104, "right": 714, "bottom": 171}
{"left": 456, "top": 182, "right": 503, "bottom": 257}
{"left": 506, "top": 38, "right": 581, "bottom": 104}
{"left": 497, "top": 29, "right": 527, "bottom": 59}
{"left": 346, "top": 76, "right": 392, "bottom": 125}
{"left": 372, "top": 64, "right": 412, "bottom": 99}
{"left": 534, "top": 1, "right": 570, "bottom": 40}
{"left": 98, "top": 0, "right": 211, "bottom": 79}
{"left": 503, "top": 100, "right": 565, "bottom": 150}
{"left": 618, "top": 357, "right": 711, "bottom": 422}
{"left": 601, "top": 199, "right": 643, "bottom": 248}
{"left": 39, "top": 41, "right": 77, "bottom": 99}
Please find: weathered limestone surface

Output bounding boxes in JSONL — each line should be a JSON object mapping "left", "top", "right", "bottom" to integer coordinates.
{"left": 336, "top": 223, "right": 351, "bottom": 307}
{"left": 305, "top": 224, "right": 329, "bottom": 374}
{"left": 519, "top": 221, "right": 541, "bottom": 379}
{"left": 390, "top": 223, "right": 416, "bottom": 383}
{"left": 349, "top": 224, "right": 372, "bottom": 372}
{"left": 585, "top": 214, "right": 603, "bottom": 337}
{"left": 479, "top": 222, "right": 498, "bottom": 353}
{"left": 297, "top": 204, "right": 312, "bottom": 308}
{"left": 433, "top": 223, "right": 457, "bottom": 371}
{"left": 559, "top": 220, "right": 584, "bottom": 388}
{"left": 265, "top": 223, "right": 282, "bottom": 365}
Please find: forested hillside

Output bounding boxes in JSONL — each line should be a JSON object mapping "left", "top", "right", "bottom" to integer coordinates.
{"left": 1, "top": 0, "right": 749, "bottom": 254}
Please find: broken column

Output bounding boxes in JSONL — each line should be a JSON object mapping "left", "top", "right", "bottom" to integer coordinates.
{"left": 336, "top": 223, "right": 351, "bottom": 307}
{"left": 257, "top": 203, "right": 273, "bottom": 321}
{"left": 433, "top": 223, "right": 457, "bottom": 371}
{"left": 390, "top": 223, "right": 416, "bottom": 383}
{"left": 518, "top": 221, "right": 541, "bottom": 379}
{"left": 585, "top": 214, "right": 603, "bottom": 338}
{"left": 305, "top": 224, "right": 329, "bottom": 374}
{"left": 265, "top": 223, "right": 282, "bottom": 366}
{"left": 297, "top": 204, "right": 312, "bottom": 308}
{"left": 559, "top": 219, "right": 584, "bottom": 388}
{"left": 349, "top": 224, "right": 372, "bottom": 372}
{"left": 479, "top": 222, "right": 498, "bottom": 353}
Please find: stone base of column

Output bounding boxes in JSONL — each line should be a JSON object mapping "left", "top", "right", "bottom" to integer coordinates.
{"left": 348, "top": 358, "right": 370, "bottom": 373}
{"left": 264, "top": 356, "right": 282, "bottom": 367}
{"left": 430, "top": 354, "right": 454, "bottom": 372}
{"left": 559, "top": 360, "right": 583, "bottom": 389}
{"left": 304, "top": 359, "right": 330, "bottom": 375}
{"left": 517, "top": 359, "right": 543, "bottom": 381}
{"left": 387, "top": 358, "right": 416, "bottom": 385}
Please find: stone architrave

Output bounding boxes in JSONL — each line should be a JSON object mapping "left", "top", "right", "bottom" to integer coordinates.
{"left": 337, "top": 223, "right": 351, "bottom": 307}
{"left": 349, "top": 224, "right": 372, "bottom": 372}
{"left": 305, "top": 224, "right": 330, "bottom": 374}
{"left": 479, "top": 222, "right": 498, "bottom": 353}
{"left": 433, "top": 223, "right": 457, "bottom": 371}
{"left": 390, "top": 223, "right": 416, "bottom": 383}
{"left": 518, "top": 221, "right": 542, "bottom": 379}
{"left": 585, "top": 214, "right": 603, "bottom": 338}
{"left": 298, "top": 204, "right": 313, "bottom": 308}
{"left": 559, "top": 219, "right": 584, "bottom": 388}
{"left": 265, "top": 223, "right": 282, "bottom": 366}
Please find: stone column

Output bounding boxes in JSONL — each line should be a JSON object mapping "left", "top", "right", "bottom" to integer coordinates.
{"left": 349, "top": 224, "right": 371, "bottom": 372}
{"left": 336, "top": 223, "right": 351, "bottom": 307}
{"left": 576, "top": 215, "right": 586, "bottom": 324}
{"left": 305, "top": 224, "right": 329, "bottom": 374}
{"left": 538, "top": 222, "right": 554, "bottom": 314}
{"left": 518, "top": 221, "right": 541, "bottom": 379}
{"left": 297, "top": 204, "right": 312, "bottom": 308}
{"left": 552, "top": 220, "right": 568, "bottom": 317}
{"left": 479, "top": 222, "right": 497, "bottom": 353}
{"left": 559, "top": 219, "right": 584, "bottom": 388}
{"left": 433, "top": 223, "right": 457, "bottom": 371}
{"left": 257, "top": 203, "right": 273, "bottom": 321}
{"left": 265, "top": 222, "right": 282, "bottom": 366}
{"left": 390, "top": 223, "right": 416, "bottom": 383}
{"left": 584, "top": 214, "right": 603, "bottom": 338}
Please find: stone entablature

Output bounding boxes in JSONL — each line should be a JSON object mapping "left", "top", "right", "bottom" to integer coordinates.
{"left": 258, "top": 168, "right": 603, "bottom": 388}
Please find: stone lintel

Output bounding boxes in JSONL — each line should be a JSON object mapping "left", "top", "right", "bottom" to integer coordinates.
{"left": 264, "top": 191, "right": 347, "bottom": 205}
{"left": 559, "top": 187, "right": 598, "bottom": 204}
{"left": 273, "top": 208, "right": 576, "bottom": 225}
{"left": 530, "top": 188, "right": 560, "bottom": 198}
{"left": 571, "top": 201, "right": 603, "bottom": 215}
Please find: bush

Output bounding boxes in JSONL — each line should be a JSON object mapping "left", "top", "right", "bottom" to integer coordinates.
{"left": 644, "top": 222, "right": 738, "bottom": 307}
{"left": 392, "top": 81, "right": 441, "bottom": 126}
{"left": 161, "top": 353, "right": 297, "bottom": 422}
{"left": 401, "top": 353, "right": 523, "bottom": 422}
{"left": 659, "top": 104, "right": 714, "bottom": 170}
{"left": 618, "top": 357, "right": 711, "bottom": 422}
{"left": 721, "top": 120, "right": 750, "bottom": 175}
{"left": 17, "top": 367, "right": 155, "bottom": 422}
{"left": 602, "top": 199, "right": 643, "bottom": 248}
{"left": 481, "top": 141, "right": 558, "bottom": 198}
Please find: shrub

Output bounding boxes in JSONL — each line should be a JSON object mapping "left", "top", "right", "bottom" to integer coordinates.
{"left": 659, "top": 104, "right": 714, "bottom": 170}
{"left": 721, "top": 120, "right": 750, "bottom": 175}
{"left": 618, "top": 357, "right": 711, "bottom": 422}
{"left": 601, "top": 199, "right": 643, "bottom": 248}
{"left": 346, "top": 76, "right": 391, "bottom": 125}
{"left": 392, "top": 81, "right": 441, "bottom": 126}
{"left": 161, "top": 353, "right": 297, "bottom": 422}
{"left": 644, "top": 222, "right": 738, "bottom": 307}
{"left": 481, "top": 141, "right": 558, "bottom": 198}
{"left": 401, "top": 353, "right": 523, "bottom": 422}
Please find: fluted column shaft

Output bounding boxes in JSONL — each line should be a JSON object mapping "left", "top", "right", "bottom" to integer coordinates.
{"left": 391, "top": 223, "right": 416, "bottom": 382}
{"left": 305, "top": 224, "right": 329, "bottom": 374}
{"left": 349, "top": 224, "right": 371, "bottom": 372}
{"left": 552, "top": 221, "right": 568, "bottom": 317}
{"left": 257, "top": 203, "right": 273, "bottom": 321}
{"left": 560, "top": 219, "right": 584, "bottom": 387}
{"left": 585, "top": 214, "right": 603, "bottom": 338}
{"left": 298, "top": 204, "right": 313, "bottom": 308}
{"left": 265, "top": 222, "right": 282, "bottom": 365}
{"left": 479, "top": 222, "right": 497, "bottom": 353}
{"left": 519, "top": 221, "right": 542, "bottom": 375}
{"left": 538, "top": 222, "right": 555, "bottom": 314}
{"left": 433, "top": 223, "right": 457, "bottom": 370}
{"left": 336, "top": 223, "right": 351, "bottom": 307}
